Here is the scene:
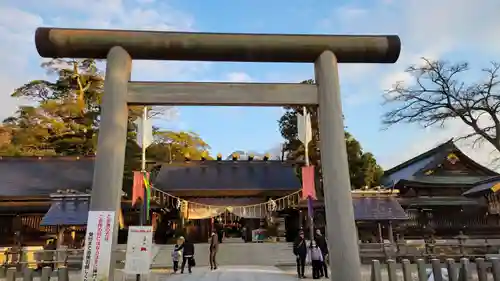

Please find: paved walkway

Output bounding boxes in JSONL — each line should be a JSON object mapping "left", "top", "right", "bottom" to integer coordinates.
{"left": 156, "top": 266, "right": 298, "bottom": 281}
{"left": 151, "top": 241, "right": 296, "bottom": 267}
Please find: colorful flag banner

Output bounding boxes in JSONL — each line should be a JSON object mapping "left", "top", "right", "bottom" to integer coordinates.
{"left": 132, "top": 171, "right": 151, "bottom": 221}
{"left": 307, "top": 197, "right": 314, "bottom": 218}
{"left": 301, "top": 166, "right": 316, "bottom": 200}
{"left": 132, "top": 171, "right": 144, "bottom": 206}
{"left": 118, "top": 208, "right": 125, "bottom": 229}
{"left": 142, "top": 171, "right": 151, "bottom": 221}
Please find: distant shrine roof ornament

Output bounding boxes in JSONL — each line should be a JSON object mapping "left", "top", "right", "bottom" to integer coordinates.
{"left": 263, "top": 153, "right": 270, "bottom": 161}
{"left": 201, "top": 151, "right": 208, "bottom": 161}
{"left": 447, "top": 153, "right": 459, "bottom": 164}
{"left": 232, "top": 153, "right": 239, "bottom": 161}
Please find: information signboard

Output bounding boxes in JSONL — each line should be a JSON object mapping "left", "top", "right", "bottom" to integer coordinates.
{"left": 81, "top": 211, "right": 116, "bottom": 281}
{"left": 124, "top": 226, "right": 154, "bottom": 275}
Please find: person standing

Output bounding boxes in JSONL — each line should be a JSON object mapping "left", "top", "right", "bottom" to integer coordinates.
{"left": 315, "top": 229, "right": 329, "bottom": 278}
{"left": 171, "top": 243, "right": 182, "bottom": 273}
{"left": 308, "top": 241, "right": 324, "bottom": 279}
{"left": 218, "top": 228, "right": 224, "bottom": 244}
{"left": 293, "top": 230, "right": 307, "bottom": 278}
{"left": 177, "top": 236, "right": 195, "bottom": 274}
{"left": 241, "top": 226, "right": 247, "bottom": 242}
{"left": 209, "top": 231, "right": 219, "bottom": 270}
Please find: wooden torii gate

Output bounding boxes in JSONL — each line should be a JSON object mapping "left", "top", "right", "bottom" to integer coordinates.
{"left": 34, "top": 28, "right": 400, "bottom": 281}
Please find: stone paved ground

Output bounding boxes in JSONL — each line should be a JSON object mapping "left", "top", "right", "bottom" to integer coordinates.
{"left": 153, "top": 266, "right": 298, "bottom": 281}
{"left": 3, "top": 264, "right": 492, "bottom": 281}
{"left": 1, "top": 240, "right": 495, "bottom": 280}
{"left": 151, "top": 240, "right": 296, "bottom": 267}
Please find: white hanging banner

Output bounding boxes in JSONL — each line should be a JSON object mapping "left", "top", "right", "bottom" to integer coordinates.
{"left": 124, "top": 226, "right": 154, "bottom": 275}
{"left": 134, "top": 113, "right": 153, "bottom": 149}
{"left": 297, "top": 109, "right": 312, "bottom": 145}
{"left": 81, "top": 211, "right": 116, "bottom": 281}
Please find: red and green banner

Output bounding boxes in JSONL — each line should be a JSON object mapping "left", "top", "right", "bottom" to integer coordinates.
{"left": 142, "top": 171, "right": 151, "bottom": 221}
{"left": 132, "top": 171, "right": 151, "bottom": 221}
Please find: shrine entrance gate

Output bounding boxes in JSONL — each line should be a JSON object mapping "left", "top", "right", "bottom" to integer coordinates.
{"left": 34, "top": 27, "right": 400, "bottom": 281}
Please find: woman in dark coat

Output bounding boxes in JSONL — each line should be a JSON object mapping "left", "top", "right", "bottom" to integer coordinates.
{"left": 315, "top": 229, "right": 329, "bottom": 278}
{"left": 176, "top": 236, "right": 195, "bottom": 274}
{"left": 293, "top": 230, "right": 307, "bottom": 278}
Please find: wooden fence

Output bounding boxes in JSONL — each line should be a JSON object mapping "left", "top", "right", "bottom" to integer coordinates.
{"left": 371, "top": 258, "right": 500, "bottom": 281}
{"left": 360, "top": 239, "right": 500, "bottom": 262}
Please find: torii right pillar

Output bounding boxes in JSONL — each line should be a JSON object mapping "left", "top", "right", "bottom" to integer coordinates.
{"left": 315, "top": 50, "right": 362, "bottom": 281}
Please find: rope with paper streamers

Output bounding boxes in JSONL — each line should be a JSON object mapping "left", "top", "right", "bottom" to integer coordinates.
{"left": 149, "top": 187, "right": 302, "bottom": 220}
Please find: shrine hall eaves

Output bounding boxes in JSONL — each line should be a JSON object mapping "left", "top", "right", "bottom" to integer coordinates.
{"left": 153, "top": 160, "right": 302, "bottom": 191}
{"left": 0, "top": 157, "right": 94, "bottom": 197}
{"left": 382, "top": 139, "right": 499, "bottom": 187}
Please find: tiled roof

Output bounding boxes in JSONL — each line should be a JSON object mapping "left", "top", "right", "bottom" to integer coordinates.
{"left": 352, "top": 197, "right": 408, "bottom": 221}
{"left": 398, "top": 196, "right": 484, "bottom": 207}
{"left": 40, "top": 199, "right": 90, "bottom": 226}
{"left": 399, "top": 176, "right": 496, "bottom": 186}
{"left": 462, "top": 177, "right": 500, "bottom": 196}
{"left": 382, "top": 140, "right": 498, "bottom": 187}
{"left": 154, "top": 161, "right": 301, "bottom": 191}
{"left": 383, "top": 140, "right": 455, "bottom": 185}
{"left": 0, "top": 157, "right": 94, "bottom": 197}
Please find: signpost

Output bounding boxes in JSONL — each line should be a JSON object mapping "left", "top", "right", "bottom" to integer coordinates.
{"left": 132, "top": 108, "right": 153, "bottom": 281}
{"left": 297, "top": 107, "right": 315, "bottom": 242}
{"left": 124, "top": 226, "right": 154, "bottom": 275}
{"left": 81, "top": 211, "right": 116, "bottom": 281}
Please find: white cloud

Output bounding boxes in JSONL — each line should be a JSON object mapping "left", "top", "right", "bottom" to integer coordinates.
{"left": 319, "top": 0, "right": 500, "bottom": 170}
{"left": 383, "top": 0, "right": 500, "bottom": 170}
{"left": 0, "top": 6, "right": 45, "bottom": 119}
{"left": 225, "top": 72, "right": 253, "bottom": 82}
{"left": 379, "top": 119, "right": 500, "bottom": 171}
{"left": 335, "top": 6, "right": 368, "bottom": 22}
{"left": 0, "top": 0, "right": 205, "bottom": 123}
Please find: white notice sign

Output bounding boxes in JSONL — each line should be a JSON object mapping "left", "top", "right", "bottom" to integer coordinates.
{"left": 81, "top": 211, "right": 116, "bottom": 281}
{"left": 124, "top": 226, "right": 154, "bottom": 275}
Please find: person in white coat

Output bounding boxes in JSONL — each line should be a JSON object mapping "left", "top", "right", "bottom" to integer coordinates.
{"left": 307, "top": 241, "right": 323, "bottom": 279}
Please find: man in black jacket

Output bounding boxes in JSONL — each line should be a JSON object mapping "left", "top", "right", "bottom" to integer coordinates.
{"left": 177, "top": 237, "right": 195, "bottom": 274}
{"left": 315, "top": 229, "right": 329, "bottom": 278}
{"left": 293, "top": 230, "right": 307, "bottom": 278}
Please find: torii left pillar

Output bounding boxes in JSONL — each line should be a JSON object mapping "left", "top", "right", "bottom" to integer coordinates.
{"left": 89, "top": 46, "right": 131, "bottom": 281}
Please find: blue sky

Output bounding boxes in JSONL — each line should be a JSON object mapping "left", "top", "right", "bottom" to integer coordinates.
{"left": 1, "top": 0, "right": 500, "bottom": 169}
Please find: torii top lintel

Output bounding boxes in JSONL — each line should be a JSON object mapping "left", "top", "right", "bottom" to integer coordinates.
{"left": 35, "top": 27, "right": 401, "bottom": 64}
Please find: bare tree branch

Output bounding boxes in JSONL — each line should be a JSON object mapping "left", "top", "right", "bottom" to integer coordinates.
{"left": 382, "top": 58, "right": 500, "bottom": 157}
